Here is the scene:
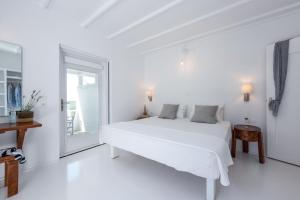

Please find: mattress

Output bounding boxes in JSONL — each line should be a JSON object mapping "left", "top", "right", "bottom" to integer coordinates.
{"left": 103, "top": 117, "right": 233, "bottom": 186}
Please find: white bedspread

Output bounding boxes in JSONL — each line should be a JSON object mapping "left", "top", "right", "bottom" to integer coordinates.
{"left": 103, "top": 117, "right": 233, "bottom": 186}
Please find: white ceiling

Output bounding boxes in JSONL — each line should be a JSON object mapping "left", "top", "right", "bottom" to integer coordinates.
{"left": 29, "top": 0, "right": 300, "bottom": 54}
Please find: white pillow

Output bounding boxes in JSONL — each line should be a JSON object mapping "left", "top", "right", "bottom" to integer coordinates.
{"left": 189, "top": 104, "right": 224, "bottom": 122}
{"left": 177, "top": 104, "right": 187, "bottom": 118}
{"left": 216, "top": 105, "right": 224, "bottom": 122}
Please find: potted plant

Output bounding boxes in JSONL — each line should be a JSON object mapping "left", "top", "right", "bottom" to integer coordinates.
{"left": 16, "top": 90, "right": 43, "bottom": 122}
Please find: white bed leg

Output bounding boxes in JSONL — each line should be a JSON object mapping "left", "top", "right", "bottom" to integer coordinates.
{"left": 206, "top": 178, "right": 216, "bottom": 200}
{"left": 110, "top": 146, "right": 119, "bottom": 159}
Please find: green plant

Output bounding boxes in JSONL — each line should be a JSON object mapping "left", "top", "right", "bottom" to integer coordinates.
{"left": 21, "top": 90, "right": 43, "bottom": 112}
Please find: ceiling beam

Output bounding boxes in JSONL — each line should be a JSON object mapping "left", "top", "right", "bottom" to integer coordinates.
{"left": 128, "top": 0, "right": 252, "bottom": 48}
{"left": 107, "top": 0, "right": 183, "bottom": 40}
{"left": 141, "top": 2, "right": 300, "bottom": 55}
{"left": 81, "top": 0, "right": 121, "bottom": 28}
{"left": 39, "top": 0, "right": 53, "bottom": 9}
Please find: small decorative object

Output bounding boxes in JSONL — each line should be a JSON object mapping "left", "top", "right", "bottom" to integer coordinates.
{"left": 143, "top": 105, "right": 148, "bottom": 116}
{"left": 137, "top": 105, "right": 149, "bottom": 120}
{"left": 244, "top": 117, "right": 250, "bottom": 125}
{"left": 16, "top": 90, "right": 43, "bottom": 122}
{"left": 241, "top": 83, "right": 253, "bottom": 102}
{"left": 9, "top": 111, "right": 17, "bottom": 123}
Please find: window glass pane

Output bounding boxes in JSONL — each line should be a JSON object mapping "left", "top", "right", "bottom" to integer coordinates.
{"left": 82, "top": 75, "right": 96, "bottom": 86}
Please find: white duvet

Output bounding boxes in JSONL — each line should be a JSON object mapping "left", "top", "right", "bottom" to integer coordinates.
{"left": 103, "top": 117, "right": 233, "bottom": 186}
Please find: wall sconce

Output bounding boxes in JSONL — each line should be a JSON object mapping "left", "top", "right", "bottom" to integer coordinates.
{"left": 179, "top": 47, "right": 189, "bottom": 71}
{"left": 146, "top": 89, "right": 153, "bottom": 102}
{"left": 179, "top": 60, "right": 185, "bottom": 66}
{"left": 241, "top": 83, "right": 253, "bottom": 102}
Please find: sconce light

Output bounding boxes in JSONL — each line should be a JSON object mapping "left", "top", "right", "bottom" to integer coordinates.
{"left": 241, "top": 83, "right": 253, "bottom": 102}
{"left": 179, "top": 47, "right": 189, "bottom": 70}
{"left": 146, "top": 89, "right": 153, "bottom": 102}
{"left": 179, "top": 60, "right": 185, "bottom": 66}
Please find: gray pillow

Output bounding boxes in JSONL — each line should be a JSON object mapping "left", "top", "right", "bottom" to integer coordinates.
{"left": 191, "top": 105, "right": 218, "bottom": 124}
{"left": 159, "top": 104, "right": 179, "bottom": 119}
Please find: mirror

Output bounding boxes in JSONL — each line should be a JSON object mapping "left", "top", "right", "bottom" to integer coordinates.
{"left": 0, "top": 41, "right": 22, "bottom": 116}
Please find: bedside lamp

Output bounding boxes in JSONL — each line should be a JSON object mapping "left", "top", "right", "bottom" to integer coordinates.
{"left": 146, "top": 89, "right": 153, "bottom": 102}
{"left": 241, "top": 83, "right": 253, "bottom": 102}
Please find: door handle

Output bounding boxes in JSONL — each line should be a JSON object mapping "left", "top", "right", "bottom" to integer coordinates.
{"left": 61, "top": 99, "right": 64, "bottom": 111}
{"left": 61, "top": 99, "right": 69, "bottom": 111}
{"left": 268, "top": 97, "right": 274, "bottom": 104}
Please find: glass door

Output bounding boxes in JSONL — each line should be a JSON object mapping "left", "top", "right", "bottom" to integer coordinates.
{"left": 63, "top": 65, "right": 102, "bottom": 154}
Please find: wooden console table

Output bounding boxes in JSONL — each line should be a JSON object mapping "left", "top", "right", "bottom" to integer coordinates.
{"left": 0, "top": 121, "right": 42, "bottom": 149}
{"left": 0, "top": 121, "right": 42, "bottom": 197}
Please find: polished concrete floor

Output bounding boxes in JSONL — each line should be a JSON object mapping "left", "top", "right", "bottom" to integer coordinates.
{"left": 1, "top": 145, "right": 300, "bottom": 200}
{"left": 65, "top": 132, "right": 98, "bottom": 153}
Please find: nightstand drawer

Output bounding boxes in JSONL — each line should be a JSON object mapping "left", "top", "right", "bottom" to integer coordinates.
{"left": 236, "top": 131, "right": 259, "bottom": 141}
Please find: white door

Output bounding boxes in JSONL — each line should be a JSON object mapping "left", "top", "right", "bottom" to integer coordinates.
{"left": 266, "top": 37, "right": 300, "bottom": 165}
{"left": 59, "top": 46, "right": 109, "bottom": 156}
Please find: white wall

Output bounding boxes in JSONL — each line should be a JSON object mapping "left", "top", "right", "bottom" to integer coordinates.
{"left": 144, "top": 11, "right": 300, "bottom": 155}
{"left": 0, "top": 1, "right": 144, "bottom": 173}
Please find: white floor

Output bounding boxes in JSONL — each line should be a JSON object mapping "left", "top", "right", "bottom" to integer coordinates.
{"left": 65, "top": 133, "right": 99, "bottom": 153}
{"left": 1, "top": 145, "right": 300, "bottom": 200}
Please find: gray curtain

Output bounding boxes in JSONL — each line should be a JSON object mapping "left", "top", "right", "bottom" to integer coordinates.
{"left": 269, "top": 39, "right": 289, "bottom": 117}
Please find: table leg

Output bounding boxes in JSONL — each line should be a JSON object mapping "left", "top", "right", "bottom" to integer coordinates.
{"left": 258, "top": 133, "right": 265, "bottom": 164}
{"left": 6, "top": 159, "right": 19, "bottom": 197}
{"left": 242, "top": 141, "right": 249, "bottom": 153}
{"left": 5, "top": 161, "right": 8, "bottom": 187}
{"left": 17, "top": 129, "right": 26, "bottom": 149}
{"left": 231, "top": 129, "right": 236, "bottom": 158}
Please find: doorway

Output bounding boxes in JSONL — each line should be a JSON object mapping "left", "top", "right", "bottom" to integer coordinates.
{"left": 266, "top": 37, "right": 300, "bottom": 166}
{"left": 59, "top": 45, "right": 109, "bottom": 157}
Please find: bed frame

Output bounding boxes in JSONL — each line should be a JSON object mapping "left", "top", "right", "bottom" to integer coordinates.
{"left": 110, "top": 146, "right": 217, "bottom": 200}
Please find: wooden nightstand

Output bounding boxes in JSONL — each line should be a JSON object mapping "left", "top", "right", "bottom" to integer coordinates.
{"left": 231, "top": 124, "right": 265, "bottom": 164}
{"left": 137, "top": 115, "right": 150, "bottom": 120}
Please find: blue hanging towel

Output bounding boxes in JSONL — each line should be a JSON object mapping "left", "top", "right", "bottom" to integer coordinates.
{"left": 15, "top": 83, "right": 22, "bottom": 108}
{"left": 7, "top": 83, "right": 16, "bottom": 109}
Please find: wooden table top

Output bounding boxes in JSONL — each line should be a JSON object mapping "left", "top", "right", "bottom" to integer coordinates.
{"left": 234, "top": 124, "right": 261, "bottom": 132}
{"left": 0, "top": 121, "right": 42, "bottom": 133}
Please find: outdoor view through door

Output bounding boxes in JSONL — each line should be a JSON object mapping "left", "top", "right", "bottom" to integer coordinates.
{"left": 65, "top": 68, "right": 100, "bottom": 153}
{"left": 60, "top": 45, "right": 109, "bottom": 156}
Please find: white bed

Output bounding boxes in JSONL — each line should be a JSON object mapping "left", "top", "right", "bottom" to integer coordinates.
{"left": 103, "top": 117, "right": 233, "bottom": 200}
